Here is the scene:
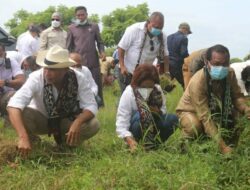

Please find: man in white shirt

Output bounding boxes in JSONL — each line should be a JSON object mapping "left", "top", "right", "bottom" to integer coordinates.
{"left": 118, "top": 12, "right": 169, "bottom": 92}
{"left": 7, "top": 45, "right": 99, "bottom": 157}
{"left": 16, "top": 24, "right": 40, "bottom": 57}
{"left": 69, "top": 52, "right": 101, "bottom": 107}
{"left": 0, "top": 44, "right": 25, "bottom": 116}
{"left": 6, "top": 51, "right": 23, "bottom": 65}
{"left": 230, "top": 60, "right": 250, "bottom": 96}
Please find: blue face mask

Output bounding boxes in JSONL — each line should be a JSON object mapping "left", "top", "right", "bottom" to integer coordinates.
{"left": 24, "top": 69, "right": 32, "bottom": 79}
{"left": 209, "top": 65, "right": 229, "bottom": 80}
{"left": 150, "top": 27, "right": 162, "bottom": 36}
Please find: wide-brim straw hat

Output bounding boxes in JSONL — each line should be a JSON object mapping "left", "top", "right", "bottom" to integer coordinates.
{"left": 36, "top": 45, "right": 76, "bottom": 68}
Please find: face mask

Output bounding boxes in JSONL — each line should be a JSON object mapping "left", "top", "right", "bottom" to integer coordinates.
{"left": 51, "top": 20, "right": 61, "bottom": 28}
{"left": 209, "top": 65, "right": 229, "bottom": 80}
{"left": 137, "top": 88, "right": 153, "bottom": 100}
{"left": 24, "top": 69, "right": 32, "bottom": 78}
{"left": 150, "top": 27, "right": 161, "bottom": 36}
{"left": 0, "top": 57, "right": 5, "bottom": 66}
{"left": 75, "top": 19, "right": 87, "bottom": 26}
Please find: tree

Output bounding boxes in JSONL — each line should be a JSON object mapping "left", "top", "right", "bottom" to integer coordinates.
{"left": 101, "top": 3, "right": 149, "bottom": 47}
{"left": 243, "top": 53, "right": 250, "bottom": 61}
{"left": 4, "top": 5, "right": 98, "bottom": 38}
{"left": 230, "top": 58, "right": 243, "bottom": 64}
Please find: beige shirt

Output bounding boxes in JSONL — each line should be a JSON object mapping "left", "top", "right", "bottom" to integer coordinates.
{"left": 176, "top": 68, "right": 247, "bottom": 136}
{"left": 39, "top": 27, "right": 67, "bottom": 50}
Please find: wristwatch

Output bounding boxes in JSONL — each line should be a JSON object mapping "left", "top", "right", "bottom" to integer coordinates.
{"left": 4, "top": 79, "right": 10, "bottom": 87}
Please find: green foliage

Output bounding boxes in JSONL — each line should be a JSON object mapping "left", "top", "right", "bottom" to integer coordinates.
{"left": 101, "top": 3, "right": 149, "bottom": 47}
{"left": 104, "top": 47, "right": 116, "bottom": 56}
{"left": 230, "top": 57, "right": 243, "bottom": 64}
{"left": 4, "top": 5, "right": 99, "bottom": 38}
{"left": 88, "top": 14, "right": 100, "bottom": 24}
{"left": 1, "top": 83, "right": 250, "bottom": 189}
{"left": 243, "top": 53, "right": 250, "bottom": 61}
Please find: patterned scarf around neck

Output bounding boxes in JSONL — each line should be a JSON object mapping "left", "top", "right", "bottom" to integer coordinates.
{"left": 204, "top": 67, "right": 234, "bottom": 130}
{"left": 43, "top": 69, "right": 80, "bottom": 144}
{"left": 133, "top": 87, "right": 162, "bottom": 149}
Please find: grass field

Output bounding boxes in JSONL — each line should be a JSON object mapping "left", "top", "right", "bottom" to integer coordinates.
{"left": 0, "top": 82, "right": 250, "bottom": 190}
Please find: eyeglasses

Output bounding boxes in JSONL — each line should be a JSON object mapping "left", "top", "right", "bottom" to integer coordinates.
{"left": 51, "top": 19, "right": 60, "bottom": 21}
{"left": 150, "top": 39, "right": 154, "bottom": 51}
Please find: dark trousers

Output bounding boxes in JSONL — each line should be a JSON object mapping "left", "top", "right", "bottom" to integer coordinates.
{"left": 89, "top": 66, "right": 104, "bottom": 106}
{"left": 118, "top": 69, "right": 133, "bottom": 93}
{"left": 169, "top": 61, "right": 184, "bottom": 88}
{"left": 129, "top": 111, "right": 179, "bottom": 142}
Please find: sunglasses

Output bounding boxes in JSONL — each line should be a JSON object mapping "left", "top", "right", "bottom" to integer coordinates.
{"left": 150, "top": 39, "right": 154, "bottom": 51}
{"left": 51, "top": 19, "right": 60, "bottom": 21}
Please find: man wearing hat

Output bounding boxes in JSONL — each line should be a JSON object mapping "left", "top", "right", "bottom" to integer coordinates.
{"left": 7, "top": 45, "right": 99, "bottom": 157}
{"left": 39, "top": 12, "right": 67, "bottom": 50}
{"left": 167, "top": 22, "right": 192, "bottom": 88}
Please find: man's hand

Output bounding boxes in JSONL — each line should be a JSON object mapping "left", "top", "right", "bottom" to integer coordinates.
{"left": 219, "top": 140, "right": 233, "bottom": 154}
{"left": 120, "top": 65, "right": 128, "bottom": 76}
{"left": 66, "top": 122, "right": 81, "bottom": 146}
{"left": 0, "top": 80, "right": 5, "bottom": 87}
{"left": 125, "top": 136, "right": 137, "bottom": 153}
{"left": 244, "top": 107, "right": 250, "bottom": 119}
{"left": 17, "top": 137, "right": 31, "bottom": 158}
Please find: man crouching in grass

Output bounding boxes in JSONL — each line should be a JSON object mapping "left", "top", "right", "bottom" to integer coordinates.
{"left": 176, "top": 44, "right": 250, "bottom": 154}
{"left": 7, "top": 45, "right": 99, "bottom": 157}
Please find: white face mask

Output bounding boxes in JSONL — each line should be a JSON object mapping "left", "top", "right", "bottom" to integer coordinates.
{"left": 137, "top": 88, "right": 153, "bottom": 100}
{"left": 51, "top": 20, "right": 61, "bottom": 28}
{"left": 75, "top": 19, "right": 87, "bottom": 26}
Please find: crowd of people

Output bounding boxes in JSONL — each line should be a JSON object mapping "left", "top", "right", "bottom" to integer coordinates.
{"left": 0, "top": 6, "right": 249, "bottom": 157}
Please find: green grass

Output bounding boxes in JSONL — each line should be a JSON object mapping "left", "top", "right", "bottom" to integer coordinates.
{"left": 0, "top": 82, "right": 250, "bottom": 190}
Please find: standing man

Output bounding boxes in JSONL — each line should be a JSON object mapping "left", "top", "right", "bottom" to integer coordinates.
{"left": 39, "top": 12, "right": 67, "bottom": 50}
{"left": 16, "top": 24, "right": 40, "bottom": 57}
{"left": 182, "top": 48, "right": 207, "bottom": 89}
{"left": 167, "top": 22, "right": 192, "bottom": 88}
{"left": 0, "top": 44, "right": 25, "bottom": 116}
{"left": 66, "top": 6, "right": 106, "bottom": 107}
{"left": 7, "top": 45, "right": 99, "bottom": 157}
{"left": 176, "top": 45, "right": 250, "bottom": 154}
{"left": 118, "top": 12, "right": 169, "bottom": 92}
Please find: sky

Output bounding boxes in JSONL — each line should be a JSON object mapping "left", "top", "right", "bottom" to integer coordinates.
{"left": 0, "top": 0, "right": 249, "bottom": 59}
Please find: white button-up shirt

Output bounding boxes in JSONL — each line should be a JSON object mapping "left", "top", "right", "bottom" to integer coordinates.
{"left": 118, "top": 22, "right": 169, "bottom": 74}
{"left": 71, "top": 66, "right": 98, "bottom": 96}
{"left": 8, "top": 68, "right": 98, "bottom": 117}
{"left": 116, "top": 84, "right": 166, "bottom": 138}
{"left": 16, "top": 31, "right": 39, "bottom": 57}
{"left": 0, "top": 57, "right": 23, "bottom": 93}
{"left": 230, "top": 60, "right": 250, "bottom": 96}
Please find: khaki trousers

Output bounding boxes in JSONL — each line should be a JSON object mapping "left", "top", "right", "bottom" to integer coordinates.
{"left": 22, "top": 108, "right": 100, "bottom": 144}
{"left": 177, "top": 112, "right": 204, "bottom": 139}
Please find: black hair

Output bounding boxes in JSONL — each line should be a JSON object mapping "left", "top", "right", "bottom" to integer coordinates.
{"left": 206, "top": 44, "right": 230, "bottom": 63}
{"left": 75, "top": 6, "right": 87, "bottom": 13}
{"left": 149, "top": 12, "right": 164, "bottom": 23}
{"left": 241, "top": 65, "right": 250, "bottom": 81}
{"left": 28, "top": 24, "right": 40, "bottom": 34}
